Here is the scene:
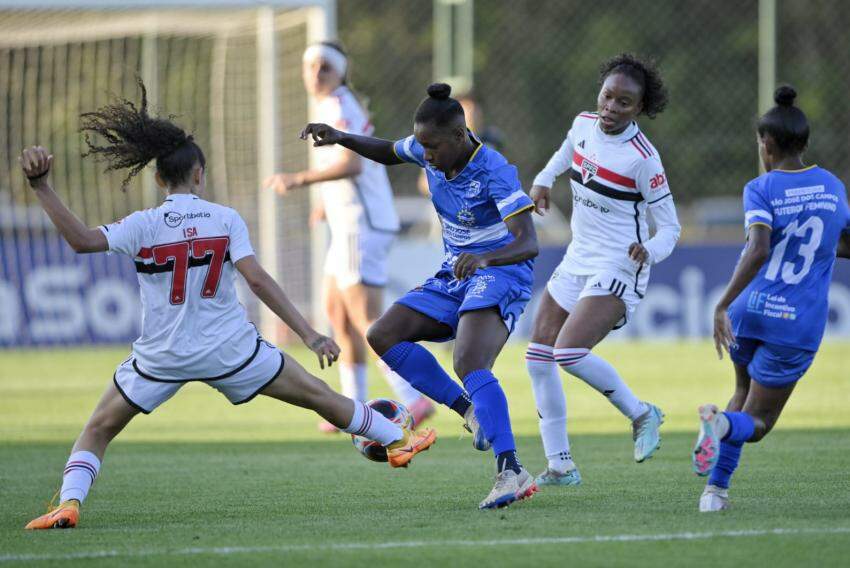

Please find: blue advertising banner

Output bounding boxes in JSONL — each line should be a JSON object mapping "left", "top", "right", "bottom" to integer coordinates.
{"left": 516, "top": 244, "right": 850, "bottom": 340}
{"left": 0, "top": 234, "right": 140, "bottom": 347}
{"left": 3, "top": 236, "right": 850, "bottom": 347}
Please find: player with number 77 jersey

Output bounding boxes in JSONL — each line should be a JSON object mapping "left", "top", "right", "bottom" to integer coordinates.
{"left": 22, "top": 80, "right": 436, "bottom": 531}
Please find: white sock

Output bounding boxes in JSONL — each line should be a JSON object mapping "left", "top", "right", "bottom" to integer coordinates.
{"left": 376, "top": 359, "right": 422, "bottom": 407}
{"left": 527, "top": 343, "right": 574, "bottom": 470}
{"left": 61, "top": 450, "right": 101, "bottom": 503}
{"left": 339, "top": 363, "right": 368, "bottom": 402}
{"left": 555, "top": 348, "right": 647, "bottom": 421}
{"left": 343, "top": 400, "right": 403, "bottom": 446}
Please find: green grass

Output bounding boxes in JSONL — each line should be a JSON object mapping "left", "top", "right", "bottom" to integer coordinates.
{"left": 1, "top": 342, "right": 849, "bottom": 566}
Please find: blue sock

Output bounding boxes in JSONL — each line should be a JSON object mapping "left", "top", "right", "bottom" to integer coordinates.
{"left": 723, "top": 411, "right": 755, "bottom": 444}
{"left": 462, "top": 369, "right": 517, "bottom": 457}
{"left": 381, "top": 342, "right": 465, "bottom": 407}
{"left": 708, "top": 440, "right": 743, "bottom": 489}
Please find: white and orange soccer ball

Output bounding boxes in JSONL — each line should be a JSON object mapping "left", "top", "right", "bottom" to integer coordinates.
{"left": 351, "top": 399, "right": 412, "bottom": 462}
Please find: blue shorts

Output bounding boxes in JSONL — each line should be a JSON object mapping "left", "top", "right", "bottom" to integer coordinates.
{"left": 395, "top": 268, "right": 531, "bottom": 341}
{"left": 729, "top": 337, "right": 816, "bottom": 388}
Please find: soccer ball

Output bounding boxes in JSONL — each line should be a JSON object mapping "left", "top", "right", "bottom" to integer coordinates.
{"left": 351, "top": 399, "right": 412, "bottom": 462}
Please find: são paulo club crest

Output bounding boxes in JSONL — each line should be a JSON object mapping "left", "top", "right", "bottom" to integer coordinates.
{"left": 580, "top": 158, "right": 598, "bottom": 185}
{"left": 465, "top": 179, "right": 482, "bottom": 198}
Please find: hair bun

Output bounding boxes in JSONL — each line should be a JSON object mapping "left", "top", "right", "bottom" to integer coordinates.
{"left": 774, "top": 85, "right": 797, "bottom": 107}
{"left": 426, "top": 83, "right": 452, "bottom": 100}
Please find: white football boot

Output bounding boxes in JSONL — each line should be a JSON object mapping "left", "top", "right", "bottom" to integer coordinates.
{"left": 479, "top": 467, "right": 537, "bottom": 509}
{"left": 699, "top": 484, "right": 730, "bottom": 512}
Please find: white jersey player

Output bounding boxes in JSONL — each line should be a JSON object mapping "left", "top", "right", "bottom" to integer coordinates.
{"left": 524, "top": 55, "right": 681, "bottom": 487}
{"left": 264, "top": 42, "right": 434, "bottom": 430}
{"left": 22, "top": 84, "right": 435, "bottom": 530}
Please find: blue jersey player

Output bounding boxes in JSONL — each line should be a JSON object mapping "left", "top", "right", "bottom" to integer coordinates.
{"left": 300, "top": 83, "right": 540, "bottom": 509}
{"left": 692, "top": 86, "right": 850, "bottom": 512}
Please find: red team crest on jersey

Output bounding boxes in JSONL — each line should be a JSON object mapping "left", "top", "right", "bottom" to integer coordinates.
{"left": 580, "top": 158, "right": 599, "bottom": 185}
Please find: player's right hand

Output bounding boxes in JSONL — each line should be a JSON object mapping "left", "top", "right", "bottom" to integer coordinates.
{"left": 529, "top": 185, "right": 550, "bottom": 215}
{"left": 712, "top": 306, "right": 735, "bottom": 360}
{"left": 300, "top": 123, "right": 343, "bottom": 147}
{"left": 308, "top": 204, "right": 326, "bottom": 228}
{"left": 304, "top": 331, "right": 341, "bottom": 369}
{"left": 19, "top": 145, "right": 53, "bottom": 187}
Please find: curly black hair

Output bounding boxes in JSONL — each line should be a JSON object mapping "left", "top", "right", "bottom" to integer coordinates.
{"left": 80, "top": 78, "right": 205, "bottom": 191}
{"left": 599, "top": 53, "right": 668, "bottom": 119}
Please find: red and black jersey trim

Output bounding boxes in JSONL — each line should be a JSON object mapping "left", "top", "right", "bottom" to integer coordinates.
{"left": 569, "top": 169, "right": 643, "bottom": 202}
{"left": 135, "top": 250, "right": 231, "bottom": 274}
{"left": 132, "top": 336, "right": 263, "bottom": 383}
{"left": 629, "top": 132, "right": 654, "bottom": 159}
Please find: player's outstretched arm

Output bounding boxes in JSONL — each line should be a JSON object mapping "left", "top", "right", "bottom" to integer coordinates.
{"left": 263, "top": 149, "right": 362, "bottom": 195}
{"left": 300, "top": 123, "right": 403, "bottom": 166}
{"left": 453, "top": 210, "right": 539, "bottom": 280}
{"left": 18, "top": 146, "right": 108, "bottom": 254}
{"left": 712, "top": 224, "right": 772, "bottom": 358}
{"left": 235, "top": 255, "right": 340, "bottom": 369}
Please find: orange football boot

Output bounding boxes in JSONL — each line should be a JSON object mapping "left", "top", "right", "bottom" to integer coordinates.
{"left": 386, "top": 427, "right": 436, "bottom": 468}
{"left": 25, "top": 499, "right": 80, "bottom": 530}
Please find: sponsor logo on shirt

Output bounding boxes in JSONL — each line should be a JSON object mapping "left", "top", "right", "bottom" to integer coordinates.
{"left": 457, "top": 205, "right": 476, "bottom": 227}
{"left": 163, "top": 211, "right": 211, "bottom": 228}
{"left": 649, "top": 173, "right": 667, "bottom": 190}
{"left": 574, "top": 194, "right": 610, "bottom": 213}
{"left": 746, "top": 290, "right": 797, "bottom": 320}
{"left": 465, "top": 180, "right": 482, "bottom": 198}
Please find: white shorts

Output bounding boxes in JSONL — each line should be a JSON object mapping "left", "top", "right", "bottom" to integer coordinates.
{"left": 546, "top": 266, "right": 646, "bottom": 329}
{"left": 113, "top": 339, "right": 285, "bottom": 414}
{"left": 324, "top": 229, "right": 395, "bottom": 289}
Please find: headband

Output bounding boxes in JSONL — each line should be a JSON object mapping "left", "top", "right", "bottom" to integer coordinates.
{"left": 303, "top": 44, "right": 348, "bottom": 78}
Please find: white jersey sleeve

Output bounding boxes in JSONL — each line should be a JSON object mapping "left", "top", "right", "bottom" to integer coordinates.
{"left": 227, "top": 210, "right": 255, "bottom": 263}
{"left": 532, "top": 128, "right": 574, "bottom": 189}
{"left": 635, "top": 155, "right": 680, "bottom": 265}
{"left": 99, "top": 210, "right": 149, "bottom": 257}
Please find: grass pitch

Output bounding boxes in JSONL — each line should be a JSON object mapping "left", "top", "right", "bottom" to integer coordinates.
{"left": 1, "top": 342, "right": 849, "bottom": 566}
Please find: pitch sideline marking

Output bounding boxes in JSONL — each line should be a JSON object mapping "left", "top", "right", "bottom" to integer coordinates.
{"left": 4, "top": 526, "right": 849, "bottom": 562}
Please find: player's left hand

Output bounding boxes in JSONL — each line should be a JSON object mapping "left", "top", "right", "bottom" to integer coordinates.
{"left": 453, "top": 253, "right": 487, "bottom": 280}
{"left": 628, "top": 242, "right": 650, "bottom": 264}
{"left": 713, "top": 307, "right": 735, "bottom": 360}
{"left": 263, "top": 172, "right": 302, "bottom": 195}
{"left": 304, "top": 332, "right": 340, "bottom": 369}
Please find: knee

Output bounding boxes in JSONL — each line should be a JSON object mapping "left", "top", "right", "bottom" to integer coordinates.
{"left": 748, "top": 413, "right": 778, "bottom": 443}
{"left": 530, "top": 321, "right": 560, "bottom": 347}
{"left": 453, "top": 349, "right": 489, "bottom": 381}
{"left": 366, "top": 319, "right": 395, "bottom": 356}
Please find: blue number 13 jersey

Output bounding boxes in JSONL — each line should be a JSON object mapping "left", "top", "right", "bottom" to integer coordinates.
{"left": 729, "top": 166, "right": 850, "bottom": 351}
